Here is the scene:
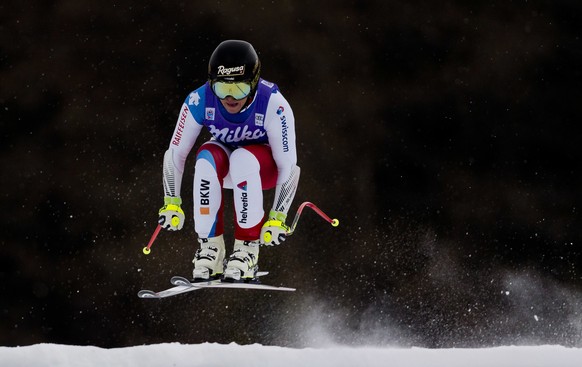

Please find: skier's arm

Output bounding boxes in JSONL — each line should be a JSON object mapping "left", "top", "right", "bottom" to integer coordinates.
{"left": 159, "top": 95, "right": 204, "bottom": 231}
{"left": 163, "top": 102, "right": 202, "bottom": 198}
{"left": 264, "top": 92, "right": 299, "bottom": 221}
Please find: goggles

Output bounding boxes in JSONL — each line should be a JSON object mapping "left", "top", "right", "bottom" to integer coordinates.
{"left": 211, "top": 81, "right": 252, "bottom": 100}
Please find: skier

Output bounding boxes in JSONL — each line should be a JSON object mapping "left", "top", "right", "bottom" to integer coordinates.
{"left": 158, "top": 40, "right": 299, "bottom": 282}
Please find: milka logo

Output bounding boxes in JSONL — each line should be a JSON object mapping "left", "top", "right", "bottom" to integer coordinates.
{"left": 208, "top": 124, "right": 266, "bottom": 144}
{"left": 217, "top": 65, "right": 245, "bottom": 76}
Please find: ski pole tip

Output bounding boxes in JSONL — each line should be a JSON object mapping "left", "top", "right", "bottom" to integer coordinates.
{"left": 143, "top": 247, "right": 151, "bottom": 255}
{"left": 331, "top": 218, "right": 339, "bottom": 227}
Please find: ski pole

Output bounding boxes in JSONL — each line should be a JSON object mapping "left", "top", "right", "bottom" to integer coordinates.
{"left": 263, "top": 201, "right": 338, "bottom": 244}
{"left": 142, "top": 223, "right": 162, "bottom": 255}
{"left": 287, "top": 201, "right": 339, "bottom": 236}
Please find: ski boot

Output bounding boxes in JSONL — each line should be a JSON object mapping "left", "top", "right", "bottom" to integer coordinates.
{"left": 192, "top": 235, "right": 225, "bottom": 282}
{"left": 223, "top": 239, "right": 260, "bottom": 282}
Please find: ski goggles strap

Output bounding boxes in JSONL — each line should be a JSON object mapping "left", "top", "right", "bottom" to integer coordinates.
{"left": 211, "top": 81, "right": 252, "bottom": 100}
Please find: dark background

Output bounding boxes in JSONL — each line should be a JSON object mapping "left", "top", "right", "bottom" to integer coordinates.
{"left": 1, "top": 0, "right": 581, "bottom": 348}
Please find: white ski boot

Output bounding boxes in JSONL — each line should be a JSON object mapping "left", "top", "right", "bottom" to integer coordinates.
{"left": 192, "top": 235, "right": 225, "bottom": 281}
{"left": 223, "top": 239, "right": 260, "bottom": 282}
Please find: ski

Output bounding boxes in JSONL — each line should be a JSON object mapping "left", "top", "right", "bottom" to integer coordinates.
{"left": 137, "top": 283, "right": 210, "bottom": 299}
{"left": 137, "top": 277, "right": 221, "bottom": 298}
{"left": 138, "top": 271, "right": 295, "bottom": 299}
{"left": 172, "top": 275, "right": 296, "bottom": 292}
{"left": 188, "top": 281, "right": 295, "bottom": 292}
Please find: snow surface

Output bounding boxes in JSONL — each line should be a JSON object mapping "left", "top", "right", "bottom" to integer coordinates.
{"left": 1, "top": 343, "right": 581, "bottom": 367}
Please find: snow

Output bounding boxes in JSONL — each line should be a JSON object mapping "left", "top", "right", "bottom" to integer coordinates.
{"left": 1, "top": 343, "right": 581, "bottom": 367}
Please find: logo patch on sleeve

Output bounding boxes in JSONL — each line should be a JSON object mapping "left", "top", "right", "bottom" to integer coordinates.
{"left": 205, "top": 108, "right": 215, "bottom": 121}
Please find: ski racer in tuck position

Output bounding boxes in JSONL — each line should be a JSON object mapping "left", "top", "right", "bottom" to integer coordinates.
{"left": 158, "top": 40, "right": 300, "bottom": 282}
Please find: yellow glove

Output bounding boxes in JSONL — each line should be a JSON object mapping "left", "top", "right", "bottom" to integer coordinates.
{"left": 260, "top": 211, "right": 290, "bottom": 246}
{"left": 158, "top": 196, "right": 185, "bottom": 231}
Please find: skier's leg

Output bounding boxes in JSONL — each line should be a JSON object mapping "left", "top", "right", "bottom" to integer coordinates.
{"left": 192, "top": 141, "right": 230, "bottom": 280}
{"left": 225, "top": 144, "right": 277, "bottom": 279}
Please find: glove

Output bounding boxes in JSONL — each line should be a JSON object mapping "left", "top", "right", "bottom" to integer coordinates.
{"left": 260, "top": 211, "right": 290, "bottom": 246}
{"left": 158, "top": 196, "right": 185, "bottom": 231}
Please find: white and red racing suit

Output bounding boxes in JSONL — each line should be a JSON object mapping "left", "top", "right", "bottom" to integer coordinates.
{"left": 162, "top": 78, "right": 299, "bottom": 241}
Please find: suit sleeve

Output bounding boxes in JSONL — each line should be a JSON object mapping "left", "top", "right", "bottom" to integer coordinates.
{"left": 264, "top": 91, "right": 299, "bottom": 216}
{"left": 162, "top": 99, "right": 203, "bottom": 199}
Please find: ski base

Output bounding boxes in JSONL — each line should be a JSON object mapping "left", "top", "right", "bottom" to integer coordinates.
{"left": 138, "top": 272, "right": 295, "bottom": 299}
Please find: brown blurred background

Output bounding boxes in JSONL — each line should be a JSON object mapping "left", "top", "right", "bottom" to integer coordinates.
{"left": 1, "top": 0, "right": 581, "bottom": 348}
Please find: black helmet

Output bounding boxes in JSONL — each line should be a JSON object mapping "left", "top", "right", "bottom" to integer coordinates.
{"left": 208, "top": 40, "right": 261, "bottom": 91}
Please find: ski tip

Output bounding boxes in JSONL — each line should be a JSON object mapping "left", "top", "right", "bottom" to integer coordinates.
{"left": 278, "top": 287, "right": 296, "bottom": 292}
{"left": 137, "top": 290, "right": 160, "bottom": 299}
{"left": 170, "top": 276, "right": 192, "bottom": 286}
